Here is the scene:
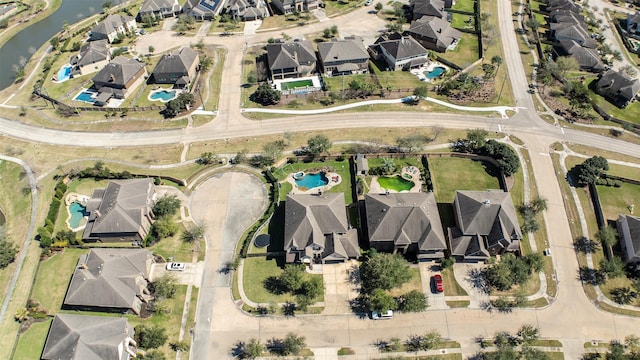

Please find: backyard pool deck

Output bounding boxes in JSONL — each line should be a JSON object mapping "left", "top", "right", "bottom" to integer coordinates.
{"left": 284, "top": 171, "right": 342, "bottom": 195}
{"left": 65, "top": 192, "right": 90, "bottom": 232}
{"left": 368, "top": 166, "right": 423, "bottom": 194}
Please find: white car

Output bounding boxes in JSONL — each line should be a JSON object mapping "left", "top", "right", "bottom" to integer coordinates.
{"left": 371, "top": 310, "right": 393, "bottom": 320}
{"left": 166, "top": 262, "right": 186, "bottom": 271}
{"left": 365, "top": 0, "right": 374, "bottom": 5}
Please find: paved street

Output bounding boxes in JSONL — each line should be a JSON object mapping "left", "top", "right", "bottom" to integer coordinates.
{"left": 0, "top": 0, "right": 640, "bottom": 358}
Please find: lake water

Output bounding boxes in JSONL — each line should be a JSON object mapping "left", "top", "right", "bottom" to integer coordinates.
{"left": 0, "top": 0, "right": 124, "bottom": 89}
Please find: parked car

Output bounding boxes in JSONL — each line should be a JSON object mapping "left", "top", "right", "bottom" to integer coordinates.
{"left": 166, "top": 262, "right": 186, "bottom": 271}
{"left": 371, "top": 310, "right": 393, "bottom": 320}
{"left": 433, "top": 274, "right": 444, "bottom": 293}
{"left": 365, "top": 0, "right": 374, "bottom": 5}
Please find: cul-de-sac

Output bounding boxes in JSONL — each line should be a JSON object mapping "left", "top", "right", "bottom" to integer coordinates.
{"left": 2, "top": 0, "right": 640, "bottom": 358}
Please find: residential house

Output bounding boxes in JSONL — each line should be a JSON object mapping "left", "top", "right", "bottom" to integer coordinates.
{"left": 150, "top": 46, "right": 200, "bottom": 87}
{"left": 545, "top": 0, "right": 582, "bottom": 13}
{"left": 225, "top": 0, "right": 268, "bottom": 21}
{"left": 82, "top": 178, "right": 156, "bottom": 243}
{"left": 271, "top": 0, "right": 320, "bottom": 15}
{"left": 69, "top": 39, "right": 111, "bottom": 76}
{"left": 595, "top": 70, "right": 640, "bottom": 108}
{"left": 617, "top": 214, "right": 640, "bottom": 264}
{"left": 266, "top": 40, "right": 317, "bottom": 80}
{"left": 90, "top": 14, "right": 137, "bottom": 43}
{"left": 62, "top": 248, "right": 154, "bottom": 314}
{"left": 42, "top": 314, "right": 137, "bottom": 360}
{"left": 406, "top": 16, "right": 462, "bottom": 52}
{"left": 137, "top": 0, "right": 181, "bottom": 20}
{"left": 356, "top": 153, "right": 369, "bottom": 176}
{"left": 317, "top": 38, "right": 369, "bottom": 76}
{"left": 627, "top": 12, "right": 640, "bottom": 37}
{"left": 183, "top": 0, "right": 224, "bottom": 20}
{"left": 550, "top": 22, "right": 597, "bottom": 48}
{"left": 91, "top": 56, "right": 147, "bottom": 105}
{"left": 548, "top": 10, "right": 585, "bottom": 26}
{"left": 368, "top": 33, "right": 430, "bottom": 71}
{"left": 411, "top": 0, "right": 446, "bottom": 21}
{"left": 365, "top": 193, "right": 447, "bottom": 260}
{"left": 448, "top": 190, "right": 522, "bottom": 262}
{"left": 553, "top": 40, "right": 605, "bottom": 73}
{"left": 284, "top": 193, "right": 359, "bottom": 264}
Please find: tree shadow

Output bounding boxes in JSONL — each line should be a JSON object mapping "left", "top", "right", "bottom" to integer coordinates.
{"left": 349, "top": 295, "right": 369, "bottom": 319}
{"left": 281, "top": 301, "right": 296, "bottom": 317}
{"left": 263, "top": 276, "right": 287, "bottom": 295}
{"left": 578, "top": 266, "right": 606, "bottom": 286}
{"left": 467, "top": 268, "right": 490, "bottom": 294}
{"left": 574, "top": 236, "right": 600, "bottom": 254}
{"left": 347, "top": 264, "right": 361, "bottom": 286}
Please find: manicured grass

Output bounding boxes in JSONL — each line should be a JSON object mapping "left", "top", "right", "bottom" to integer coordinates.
{"left": 452, "top": 0, "right": 475, "bottom": 12}
{"left": 31, "top": 248, "right": 87, "bottom": 314}
{"left": 388, "top": 267, "right": 421, "bottom": 297}
{"left": 442, "top": 267, "right": 468, "bottom": 296}
{"left": 429, "top": 156, "right": 501, "bottom": 203}
{"left": 597, "top": 182, "right": 640, "bottom": 222}
{"left": 150, "top": 223, "right": 197, "bottom": 263}
{"left": 376, "top": 175, "right": 415, "bottom": 191}
{"left": 446, "top": 300, "right": 470, "bottom": 308}
{"left": 370, "top": 60, "right": 425, "bottom": 90}
{"left": 272, "top": 160, "right": 353, "bottom": 204}
{"left": 205, "top": 47, "right": 226, "bottom": 111}
{"left": 242, "top": 256, "right": 324, "bottom": 304}
{"left": 451, "top": 12, "right": 475, "bottom": 30}
{"left": 323, "top": 0, "right": 361, "bottom": 16}
{"left": 599, "top": 301, "right": 640, "bottom": 317}
{"left": 531, "top": 339, "right": 563, "bottom": 347}
{"left": 590, "top": 81, "right": 640, "bottom": 125}
{"left": 281, "top": 79, "right": 314, "bottom": 90}
{"left": 609, "top": 163, "right": 640, "bottom": 181}
{"left": 13, "top": 318, "right": 52, "bottom": 360}
{"left": 439, "top": 32, "right": 480, "bottom": 69}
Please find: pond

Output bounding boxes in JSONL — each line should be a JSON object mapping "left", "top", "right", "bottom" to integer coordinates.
{"left": 377, "top": 175, "right": 415, "bottom": 192}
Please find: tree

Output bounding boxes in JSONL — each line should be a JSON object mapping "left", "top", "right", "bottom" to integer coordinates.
{"left": 599, "top": 257, "right": 625, "bottom": 278}
{"left": 397, "top": 135, "right": 429, "bottom": 153}
{"left": 148, "top": 45, "right": 155, "bottom": 54}
{"left": 491, "top": 55, "right": 503, "bottom": 69}
{"left": 263, "top": 140, "right": 286, "bottom": 163}
{"left": 530, "top": 197, "right": 548, "bottom": 214}
{"left": 413, "top": 85, "right": 428, "bottom": 99}
{"left": 481, "top": 140, "right": 520, "bottom": 176}
{"left": 240, "top": 338, "right": 264, "bottom": 359}
{"left": 141, "top": 350, "right": 166, "bottom": 360}
{"left": 379, "top": 158, "right": 397, "bottom": 174}
{"left": 135, "top": 325, "right": 168, "bottom": 349}
{"left": 620, "top": 64, "right": 638, "bottom": 77}
{"left": 153, "top": 194, "right": 181, "bottom": 218}
{"left": 611, "top": 287, "right": 638, "bottom": 305}
{"left": 268, "top": 333, "right": 306, "bottom": 356}
{"left": 0, "top": 240, "right": 17, "bottom": 269}
{"left": 554, "top": 56, "right": 579, "bottom": 78}
{"left": 182, "top": 223, "right": 206, "bottom": 242}
{"left": 521, "top": 346, "right": 548, "bottom": 360}
{"left": 525, "top": 17, "right": 540, "bottom": 31}
{"left": 153, "top": 273, "right": 178, "bottom": 299}
{"left": 197, "top": 151, "right": 219, "bottom": 165}
{"left": 397, "top": 289, "right": 428, "bottom": 312}
{"left": 163, "top": 93, "right": 195, "bottom": 118}
{"left": 375, "top": 2, "right": 383, "bottom": 11}
{"left": 279, "top": 264, "right": 305, "bottom": 292}
{"left": 250, "top": 83, "right": 281, "bottom": 105}
{"left": 306, "top": 135, "right": 332, "bottom": 157}
{"left": 570, "top": 156, "right": 609, "bottom": 187}
{"left": 149, "top": 217, "right": 178, "bottom": 241}
{"left": 596, "top": 226, "right": 618, "bottom": 248}
{"left": 467, "top": 128, "right": 489, "bottom": 152}
{"left": 199, "top": 56, "right": 214, "bottom": 72}
{"left": 607, "top": 341, "right": 626, "bottom": 360}
{"left": 141, "top": 14, "right": 158, "bottom": 28}
{"left": 517, "top": 325, "right": 540, "bottom": 344}
{"left": 359, "top": 252, "right": 412, "bottom": 293}
{"left": 369, "top": 288, "right": 397, "bottom": 313}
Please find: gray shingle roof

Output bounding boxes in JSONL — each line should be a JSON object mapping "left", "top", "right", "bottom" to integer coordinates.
{"left": 554, "top": 40, "right": 605, "bottom": 72}
{"left": 72, "top": 39, "right": 110, "bottom": 67}
{"left": 91, "top": 14, "right": 135, "bottom": 37}
{"left": 140, "top": 0, "right": 180, "bottom": 13}
{"left": 408, "top": 16, "right": 462, "bottom": 48}
{"left": 618, "top": 214, "right": 640, "bottom": 263}
{"left": 411, "top": 0, "right": 445, "bottom": 19}
{"left": 378, "top": 36, "right": 428, "bottom": 61}
{"left": 595, "top": 70, "right": 640, "bottom": 105}
{"left": 452, "top": 191, "right": 522, "bottom": 255}
{"left": 151, "top": 47, "right": 199, "bottom": 81}
{"left": 365, "top": 192, "right": 447, "bottom": 252}
{"left": 318, "top": 39, "right": 368, "bottom": 64}
{"left": 92, "top": 56, "right": 146, "bottom": 88}
{"left": 266, "top": 40, "right": 316, "bottom": 71}
{"left": 63, "top": 248, "right": 152, "bottom": 311}
{"left": 42, "top": 314, "right": 134, "bottom": 360}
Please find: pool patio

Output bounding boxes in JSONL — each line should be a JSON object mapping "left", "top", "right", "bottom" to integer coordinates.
{"left": 410, "top": 62, "right": 449, "bottom": 82}
{"left": 273, "top": 75, "right": 322, "bottom": 94}
{"left": 65, "top": 193, "right": 90, "bottom": 232}
{"left": 369, "top": 166, "right": 423, "bottom": 193}
{"left": 284, "top": 170, "right": 343, "bottom": 194}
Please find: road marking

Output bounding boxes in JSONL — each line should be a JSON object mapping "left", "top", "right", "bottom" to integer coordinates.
{"left": 561, "top": 127, "right": 565, "bottom": 134}
{"left": 539, "top": 152, "right": 550, "bottom": 156}
{"left": 498, "top": 124, "right": 502, "bottom": 132}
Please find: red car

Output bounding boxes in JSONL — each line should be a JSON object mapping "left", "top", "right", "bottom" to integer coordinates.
{"left": 434, "top": 274, "right": 443, "bottom": 293}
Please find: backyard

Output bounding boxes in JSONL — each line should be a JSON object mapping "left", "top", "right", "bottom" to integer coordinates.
{"left": 272, "top": 159, "right": 354, "bottom": 204}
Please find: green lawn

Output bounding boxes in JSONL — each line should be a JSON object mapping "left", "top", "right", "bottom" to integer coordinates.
{"left": 451, "top": 0, "right": 475, "bottom": 12}
{"left": 608, "top": 163, "right": 640, "bottom": 181}
{"left": 439, "top": 32, "right": 480, "bottom": 69}
{"left": 31, "top": 248, "right": 87, "bottom": 313}
{"left": 429, "top": 156, "right": 501, "bottom": 203}
{"left": 149, "top": 223, "right": 198, "bottom": 263}
{"left": 442, "top": 267, "right": 468, "bottom": 297}
{"left": 597, "top": 182, "right": 640, "bottom": 223}
{"left": 589, "top": 79, "right": 640, "bottom": 125}
{"left": 242, "top": 256, "right": 324, "bottom": 304}
{"left": 13, "top": 318, "right": 52, "bottom": 360}
{"left": 388, "top": 267, "right": 421, "bottom": 297}
{"left": 451, "top": 13, "right": 475, "bottom": 30}
{"left": 272, "top": 160, "right": 353, "bottom": 204}
{"left": 281, "top": 79, "right": 314, "bottom": 90}
{"left": 370, "top": 60, "right": 425, "bottom": 90}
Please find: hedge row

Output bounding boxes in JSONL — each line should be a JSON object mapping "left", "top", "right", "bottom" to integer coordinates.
{"left": 239, "top": 171, "right": 280, "bottom": 258}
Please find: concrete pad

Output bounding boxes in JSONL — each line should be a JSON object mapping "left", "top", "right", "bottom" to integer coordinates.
{"left": 419, "top": 261, "right": 449, "bottom": 310}
{"left": 452, "top": 263, "right": 490, "bottom": 309}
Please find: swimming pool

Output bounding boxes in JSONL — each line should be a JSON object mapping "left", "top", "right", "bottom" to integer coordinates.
{"left": 377, "top": 175, "right": 415, "bottom": 192}
{"left": 74, "top": 90, "right": 97, "bottom": 103}
{"left": 149, "top": 89, "right": 177, "bottom": 102}
{"left": 425, "top": 66, "right": 445, "bottom": 80}
{"left": 57, "top": 65, "right": 72, "bottom": 82}
{"left": 294, "top": 172, "right": 329, "bottom": 190}
{"left": 68, "top": 202, "right": 89, "bottom": 229}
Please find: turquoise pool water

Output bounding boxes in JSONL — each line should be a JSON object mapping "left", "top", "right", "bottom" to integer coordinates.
{"left": 68, "top": 202, "right": 88, "bottom": 229}
{"left": 150, "top": 89, "right": 177, "bottom": 102}
{"left": 57, "top": 65, "right": 72, "bottom": 82}
{"left": 294, "top": 172, "right": 328, "bottom": 190}
{"left": 74, "top": 90, "right": 97, "bottom": 103}
{"left": 426, "top": 66, "right": 445, "bottom": 79}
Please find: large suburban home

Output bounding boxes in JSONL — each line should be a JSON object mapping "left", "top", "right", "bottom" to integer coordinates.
{"left": 41, "top": 314, "right": 137, "bottom": 360}
{"left": 225, "top": 0, "right": 268, "bottom": 21}
{"left": 553, "top": 40, "right": 605, "bottom": 73}
{"left": 69, "top": 39, "right": 111, "bottom": 76}
{"left": 90, "top": 14, "right": 137, "bottom": 43}
{"left": 183, "top": 0, "right": 224, "bottom": 20}
{"left": 317, "top": 38, "right": 369, "bottom": 76}
{"left": 406, "top": 16, "right": 462, "bottom": 53}
{"left": 82, "top": 178, "right": 156, "bottom": 243}
{"left": 368, "top": 33, "right": 430, "bottom": 71}
{"left": 595, "top": 70, "right": 640, "bottom": 108}
{"left": 91, "top": 56, "right": 148, "bottom": 105}
{"left": 137, "top": 0, "right": 181, "bottom": 20}
{"left": 150, "top": 46, "right": 200, "bottom": 87}
{"left": 411, "top": 0, "right": 446, "bottom": 21}
{"left": 365, "top": 193, "right": 447, "bottom": 260}
{"left": 62, "top": 248, "right": 154, "bottom": 314}
{"left": 627, "top": 12, "right": 640, "bottom": 37}
{"left": 550, "top": 22, "right": 597, "bottom": 49}
{"left": 617, "top": 214, "right": 640, "bottom": 264}
{"left": 448, "top": 190, "right": 522, "bottom": 262}
{"left": 545, "top": 0, "right": 581, "bottom": 13}
{"left": 284, "top": 193, "right": 359, "bottom": 264}
{"left": 266, "top": 40, "right": 317, "bottom": 80}
{"left": 271, "top": 0, "right": 320, "bottom": 15}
